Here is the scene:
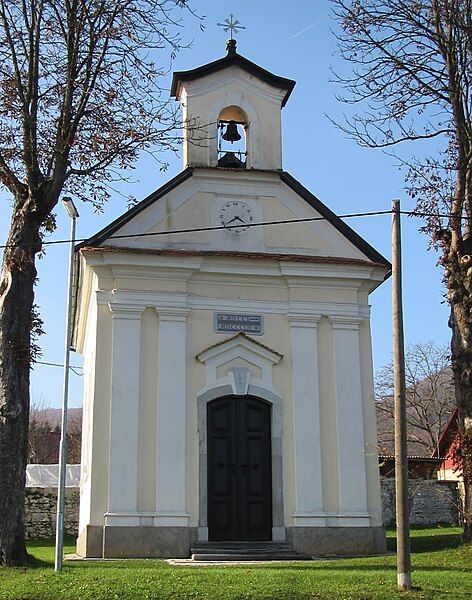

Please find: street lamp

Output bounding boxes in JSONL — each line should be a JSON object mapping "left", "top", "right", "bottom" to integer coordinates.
{"left": 55, "top": 197, "right": 79, "bottom": 573}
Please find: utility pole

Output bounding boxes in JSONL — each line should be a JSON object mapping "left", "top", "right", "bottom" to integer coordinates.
{"left": 391, "top": 199, "right": 411, "bottom": 591}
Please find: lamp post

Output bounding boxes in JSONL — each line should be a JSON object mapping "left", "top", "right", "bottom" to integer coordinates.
{"left": 54, "top": 197, "right": 79, "bottom": 573}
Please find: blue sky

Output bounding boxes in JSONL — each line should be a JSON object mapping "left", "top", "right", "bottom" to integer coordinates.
{"left": 1, "top": 0, "right": 449, "bottom": 408}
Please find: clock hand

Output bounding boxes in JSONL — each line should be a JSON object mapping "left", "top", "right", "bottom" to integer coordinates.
{"left": 226, "top": 216, "right": 245, "bottom": 225}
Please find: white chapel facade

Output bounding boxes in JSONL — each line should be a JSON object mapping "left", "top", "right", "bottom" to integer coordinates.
{"left": 73, "top": 40, "right": 390, "bottom": 558}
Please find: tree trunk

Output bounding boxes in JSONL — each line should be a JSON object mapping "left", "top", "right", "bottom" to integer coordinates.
{"left": 450, "top": 300, "right": 472, "bottom": 542}
{"left": 0, "top": 197, "right": 42, "bottom": 566}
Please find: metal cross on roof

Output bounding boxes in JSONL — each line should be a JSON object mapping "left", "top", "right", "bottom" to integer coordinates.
{"left": 217, "top": 14, "right": 246, "bottom": 39}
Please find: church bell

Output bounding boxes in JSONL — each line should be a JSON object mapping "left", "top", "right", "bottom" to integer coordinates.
{"left": 222, "top": 121, "right": 241, "bottom": 143}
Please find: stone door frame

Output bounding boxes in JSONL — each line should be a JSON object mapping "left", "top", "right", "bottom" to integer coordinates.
{"left": 196, "top": 334, "right": 285, "bottom": 542}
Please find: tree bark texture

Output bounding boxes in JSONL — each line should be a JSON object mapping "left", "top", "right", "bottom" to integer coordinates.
{"left": 447, "top": 127, "right": 472, "bottom": 543}
{"left": 0, "top": 197, "right": 42, "bottom": 565}
{"left": 450, "top": 301, "right": 472, "bottom": 542}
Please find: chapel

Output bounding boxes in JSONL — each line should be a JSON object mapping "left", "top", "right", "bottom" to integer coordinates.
{"left": 72, "top": 39, "right": 390, "bottom": 559}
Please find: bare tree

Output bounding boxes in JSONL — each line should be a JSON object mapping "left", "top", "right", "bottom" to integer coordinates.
{"left": 28, "top": 395, "right": 55, "bottom": 464}
{"left": 0, "top": 0, "right": 200, "bottom": 565}
{"left": 28, "top": 399, "right": 82, "bottom": 464}
{"left": 376, "top": 341, "right": 456, "bottom": 455}
{"left": 331, "top": 0, "right": 472, "bottom": 542}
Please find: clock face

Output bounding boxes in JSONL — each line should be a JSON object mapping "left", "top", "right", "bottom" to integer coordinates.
{"left": 219, "top": 201, "right": 254, "bottom": 234}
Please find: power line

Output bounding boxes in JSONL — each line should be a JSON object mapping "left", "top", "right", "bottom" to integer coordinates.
{"left": 35, "top": 360, "right": 83, "bottom": 376}
{"left": 0, "top": 207, "right": 458, "bottom": 250}
{"left": 1, "top": 208, "right": 391, "bottom": 249}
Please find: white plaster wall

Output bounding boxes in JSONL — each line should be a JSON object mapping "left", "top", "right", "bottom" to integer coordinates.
{"left": 317, "top": 316, "right": 340, "bottom": 515}
{"left": 78, "top": 279, "right": 113, "bottom": 531}
{"left": 77, "top": 250, "right": 386, "bottom": 532}
{"left": 137, "top": 307, "right": 158, "bottom": 513}
{"left": 359, "top": 314, "right": 383, "bottom": 526}
{"left": 77, "top": 283, "right": 97, "bottom": 533}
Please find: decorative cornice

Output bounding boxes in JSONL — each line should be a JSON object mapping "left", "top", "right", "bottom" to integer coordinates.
{"left": 108, "top": 291, "right": 189, "bottom": 312}
{"left": 287, "top": 313, "right": 321, "bottom": 327}
{"left": 156, "top": 307, "right": 190, "bottom": 322}
{"left": 329, "top": 316, "right": 363, "bottom": 330}
{"left": 108, "top": 302, "right": 144, "bottom": 319}
{"left": 96, "top": 290, "right": 114, "bottom": 306}
{"left": 81, "top": 245, "right": 386, "bottom": 270}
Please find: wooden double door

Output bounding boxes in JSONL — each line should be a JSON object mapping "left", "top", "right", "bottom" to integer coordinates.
{"left": 207, "top": 396, "right": 273, "bottom": 541}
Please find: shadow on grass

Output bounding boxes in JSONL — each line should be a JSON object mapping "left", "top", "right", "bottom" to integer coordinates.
{"left": 25, "top": 536, "right": 77, "bottom": 569}
{"left": 25, "top": 554, "right": 51, "bottom": 569}
{"left": 387, "top": 533, "right": 462, "bottom": 553}
{"left": 278, "top": 563, "right": 471, "bottom": 573}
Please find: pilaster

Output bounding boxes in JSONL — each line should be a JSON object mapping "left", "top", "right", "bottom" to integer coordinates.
{"left": 331, "top": 317, "right": 369, "bottom": 523}
{"left": 105, "top": 303, "right": 143, "bottom": 526}
{"left": 154, "top": 308, "right": 190, "bottom": 526}
{"left": 289, "top": 313, "right": 324, "bottom": 525}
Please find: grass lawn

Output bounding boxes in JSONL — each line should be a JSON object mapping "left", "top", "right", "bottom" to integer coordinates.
{"left": 0, "top": 527, "right": 471, "bottom": 599}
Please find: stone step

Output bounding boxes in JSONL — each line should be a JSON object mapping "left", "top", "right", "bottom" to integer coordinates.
{"left": 191, "top": 546, "right": 294, "bottom": 554}
{"left": 191, "top": 541, "right": 290, "bottom": 549}
{"left": 191, "top": 553, "right": 309, "bottom": 561}
{"left": 190, "top": 541, "right": 311, "bottom": 562}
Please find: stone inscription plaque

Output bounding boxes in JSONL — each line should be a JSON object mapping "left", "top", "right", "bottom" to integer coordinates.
{"left": 214, "top": 313, "right": 264, "bottom": 335}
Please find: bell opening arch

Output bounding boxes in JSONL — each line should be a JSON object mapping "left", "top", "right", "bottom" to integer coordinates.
{"left": 209, "top": 96, "right": 260, "bottom": 168}
{"left": 217, "top": 106, "right": 248, "bottom": 169}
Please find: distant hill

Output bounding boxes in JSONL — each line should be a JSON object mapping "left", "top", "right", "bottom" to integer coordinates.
{"left": 30, "top": 407, "right": 82, "bottom": 433}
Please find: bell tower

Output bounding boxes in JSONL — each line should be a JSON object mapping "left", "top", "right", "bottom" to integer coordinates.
{"left": 171, "top": 39, "right": 295, "bottom": 171}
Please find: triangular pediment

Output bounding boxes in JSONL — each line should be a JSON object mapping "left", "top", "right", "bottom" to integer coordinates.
{"left": 77, "top": 168, "right": 389, "bottom": 269}
{"left": 195, "top": 333, "right": 283, "bottom": 400}
{"left": 196, "top": 332, "right": 283, "bottom": 366}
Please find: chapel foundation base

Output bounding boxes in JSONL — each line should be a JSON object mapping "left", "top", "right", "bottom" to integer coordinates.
{"left": 76, "top": 525, "right": 104, "bottom": 558}
{"left": 100, "top": 526, "right": 197, "bottom": 558}
{"left": 287, "top": 526, "right": 386, "bottom": 557}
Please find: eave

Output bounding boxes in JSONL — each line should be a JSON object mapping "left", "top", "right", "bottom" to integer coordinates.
{"left": 171, "top": 51, "right": 295, "bottom": 107}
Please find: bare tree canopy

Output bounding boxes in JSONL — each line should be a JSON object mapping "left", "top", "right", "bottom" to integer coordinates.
{"left": 331, "top": 0, "right": 470, "bottom": 147}
{"left": 376, "top": 341, "right": 455, "bottom": 455}
{"left": 0, "top": 0, "right": 201, "bottom": 207}
{"left": 0, "top": 0, "right": 199, "bottom": 566}
{"left": 28, "top": 399, "right": 82, "bottom": 464}
{"left": 332, "top": 0, "right": 472, "bottom": 543}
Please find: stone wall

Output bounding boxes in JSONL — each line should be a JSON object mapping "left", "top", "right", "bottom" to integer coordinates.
{"left": 25, "top": 488, "right": 79, "bottom": 540}
{"left": 381, "top": 478, "right": 461, "bottom": 526}
{"left": 24, "top": 480, "right": 460, "bottom": 540}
